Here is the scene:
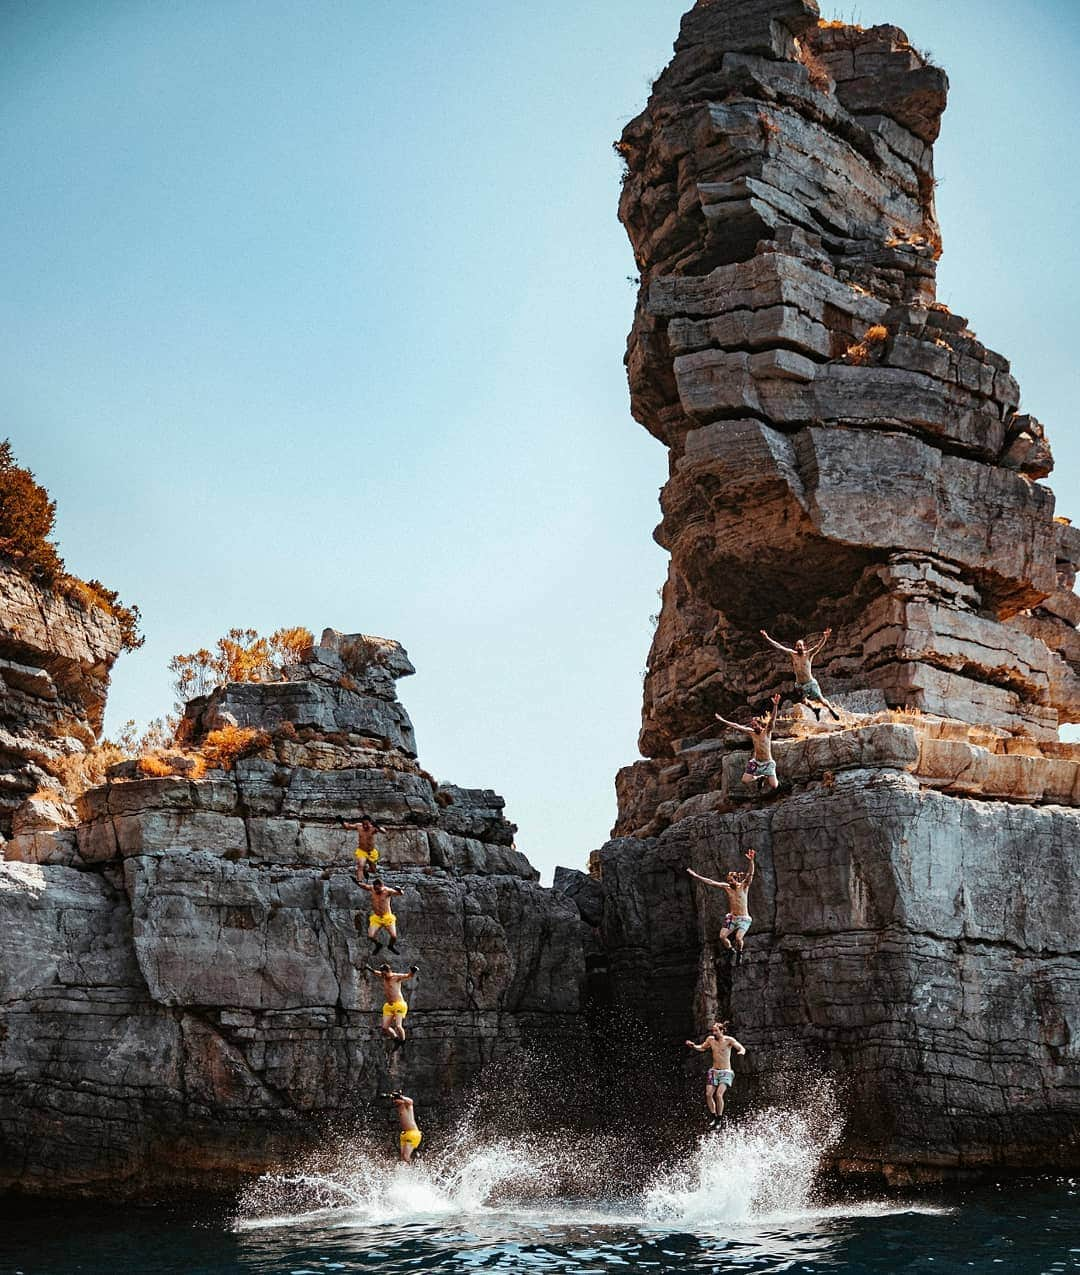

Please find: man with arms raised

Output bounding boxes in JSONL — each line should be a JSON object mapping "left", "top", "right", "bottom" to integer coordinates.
{"left": 714, "top": 697, "right": 781, "bottom": 793}
{"left": 383, "top": 1091, "right": 423, "bottom": 1163}
{"left": 687, "top": 849, "right": 756, "bottom": 963}
{"left": 760, "top": 627, "right": 841, "bottom": 722}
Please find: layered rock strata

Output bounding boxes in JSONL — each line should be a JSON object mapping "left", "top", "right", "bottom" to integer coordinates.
{"left": 576, "top": 0, "right": 1080, "bottom": 1181}
{"left": 617, "top": 0, "right": 1076, "bottom": 765}
{"left": 0, "top": 631, "right": 585, "bottom": 1196}
{"left": 0, "top": 559, "right": 121, "bottom": 834}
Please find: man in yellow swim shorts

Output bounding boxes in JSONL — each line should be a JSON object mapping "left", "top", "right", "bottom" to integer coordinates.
{"left": 366, "top": 961, "right": 419, "bottom": 1049}
{"left": 357, "top": 876, "right": 405, "bottom": 955}
{"left": 384, "top": 1091, "right": 422, "bottom": 1163}
{"left": 344, "top": 816, "right": 385, "bottom": 882}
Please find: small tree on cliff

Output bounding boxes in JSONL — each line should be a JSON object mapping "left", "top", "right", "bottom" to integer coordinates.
{"left": 0, "top": 439, "right": 143, "bottom": 651}
{"left": 169, "top": 626, "right": 313, "bottom": 711}
{"left": 0, "top": 440, "right": 64, "bottom": 581}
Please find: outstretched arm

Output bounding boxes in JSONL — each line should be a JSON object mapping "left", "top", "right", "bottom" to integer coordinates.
{"left": 744, "top": 849, "right": 756, "bottom": 887}
{"left": 356, "top": 880, "right": 374, "bottom": 894}
{"left": 727, "top": 1035, "right": 747, "bottom": 1056}
{"left": 404, "top": 966, "right": 419, "bottom": 981}
{"left": 685, "top": 1038, "right": 709, "bottom": 1052}
{"left": 768, "top": 693, "right": 780, "bottom": 733}
{"left": 809, "top": 627, "right": 833, "bottom": 656}
{"left": 760, "top": 630, "right": 795, "bottom": 654}
{"left": 687, "top": 868, "right": 733, "bottom": 893}
{"left": 388, "top": 885, "right": 405, "bottom": 897}
{"left": 714, "top": 713, "right": 755, "bottom": 736}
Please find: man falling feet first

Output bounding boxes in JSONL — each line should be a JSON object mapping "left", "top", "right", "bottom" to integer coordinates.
{"left": 384, "top": 1091, "right": 422, "bottom": 1163}
{"left": 358, "top": 876, "right": 404, "bottom": 954}
{"left": 688, "top": 850, "right": 756, "bottom": 963}
{"left": 366, "top": 961, "right": 419, "bottom": 1050}
{"left": 686, "top": 1021, "right": 746, "bottom": 1127}
{"left": 345, "top": 816, "right": 385, "bottom": 882}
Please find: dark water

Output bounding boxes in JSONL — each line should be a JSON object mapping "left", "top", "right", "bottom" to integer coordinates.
{"left": 2, "top": 1175, "right": 1077, "bottom": 1275}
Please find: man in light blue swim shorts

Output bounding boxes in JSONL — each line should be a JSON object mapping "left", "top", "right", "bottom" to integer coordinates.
{"left": 686, "top": 1021, "right": 746, "bottom": 1127}
{"left": 715, "top": 694, "right": 781, "bottom": 794}
{"left": 760, "top": 626, "right": 842, "bottom": 722}
{"left": 687, "top": 849, "right": 756, "bottom": 964}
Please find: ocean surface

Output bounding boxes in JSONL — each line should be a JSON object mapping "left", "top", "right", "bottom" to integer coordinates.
{"left": 2, "top": 1112, "right": 1077, "bottom": 1275}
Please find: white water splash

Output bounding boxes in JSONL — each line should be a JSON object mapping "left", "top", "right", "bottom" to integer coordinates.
{"left": 642, "top": 1106, "right": 831, "bottom": 1229}
{"left": 237, "top": 1126, "right": 577, "bottom": 1231}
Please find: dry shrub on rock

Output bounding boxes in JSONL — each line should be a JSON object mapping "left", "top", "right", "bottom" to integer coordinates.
{"left": 169, "top": 625, "right": 314, "bottom": 709}
{"left": 201, "top": 725, "right": 271, "bottom": 772}
{"left": 0, "top": 440, "right": 142, "bottom": 650}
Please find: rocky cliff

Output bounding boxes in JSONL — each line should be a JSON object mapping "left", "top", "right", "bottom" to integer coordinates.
{"left": 0, "top": 630, "right": 585, "bottom": 1196}
{"left": 577, "top": 0, "right": 1080, "bottom": 1182}
{"left": 0, "top": 559, "right": 122, "bottom": 834}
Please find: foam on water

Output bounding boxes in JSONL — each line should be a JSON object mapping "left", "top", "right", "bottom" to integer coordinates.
{"left": 236, "top": 1100, "right": 887, "bottom": 1239}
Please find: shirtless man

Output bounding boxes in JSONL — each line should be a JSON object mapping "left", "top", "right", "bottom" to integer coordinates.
{"left": 358, "top": 876, "right": 404, "bottom": 954}
{"left": 344, "top": 816, "right": 385, "bottom": 882}
{"left": 685, "top": 1021, "right": 746, "bottom": 1126}
{"left": 687, "top": 849, "right": 755, "bottom": 963}
{"left": 760, "top": 627, "right": 841, "bottom": 722}
{"left": 715, "top": 693, "right": 781, "bottom": 792}
{"left": 366, "top": 961, "right": 419, "bottom": 1049}
{"left": 383, "top": 1091, "right": 422, "bottom": 1163}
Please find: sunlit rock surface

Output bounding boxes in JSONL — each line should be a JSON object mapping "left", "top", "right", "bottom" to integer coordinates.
{"left": 0, "top": 631, "right": 586, "bottom": 1196}
{"left": 0, "top": 560, "right": 122, "bottom": 834}
{"left": 574, "top": 0, "right": 1080, "bottom": 1182}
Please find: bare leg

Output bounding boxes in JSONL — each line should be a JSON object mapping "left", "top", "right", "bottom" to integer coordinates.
{"left": 368, "top": 922, "right": 383, "bottom": 954}
{"left": 765, "top": 775, "right": 779, "bottom": 791}
{"left": 820, "top": 695, "right": 841, "bottom": 722}
{"left": 718, "top": 926, "right": 733, "bottom": 950}
{"left": 387, "top": 924, "right": 400, "bottom": 954}
{"left": 741, "top": 773, "right": 756, "bottom": 786}
{"left": 380, "top": 1016, "right": 394, "bottom": 1039}
{"left": 705, "top": 1083, "right": 716, "bottom": 1116}
{"left": 715, "top": 1084, "right": 728, "bottom": 1119}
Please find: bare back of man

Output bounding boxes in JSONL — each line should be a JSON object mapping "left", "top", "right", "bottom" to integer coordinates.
{"left": 685, "top": 1022, "right": 746, "bottom": 1125}
{"left": 384, "top": 1092, "right": 422, "bottom": 1163}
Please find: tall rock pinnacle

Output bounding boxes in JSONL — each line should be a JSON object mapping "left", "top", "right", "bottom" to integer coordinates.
{"left": 616, "top": 0, "right": 1074, "bottom": 786}
{"left": 581, "top": 0, "right": 1080, "bottom": 1181}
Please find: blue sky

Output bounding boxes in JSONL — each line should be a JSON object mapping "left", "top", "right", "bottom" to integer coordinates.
{"left": 2, "top": 1, "right": 1077, "bottom": 880}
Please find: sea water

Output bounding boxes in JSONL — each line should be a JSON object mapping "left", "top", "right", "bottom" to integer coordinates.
{"left": 2, "top": 1108, "right": 1077, "bottom": 1274}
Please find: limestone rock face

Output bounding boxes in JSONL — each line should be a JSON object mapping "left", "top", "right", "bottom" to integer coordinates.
{"left": 0, "top": 560, "right": 122, "bottom": 833}
{"left": 617, "top": 0, "right": 1075, "bottom": 756}
{"left": 0, "top": 634, "right": 585, "bottom": 1196}
{"left": 577, "top": 0, "right": 1080, "bottom": 1182}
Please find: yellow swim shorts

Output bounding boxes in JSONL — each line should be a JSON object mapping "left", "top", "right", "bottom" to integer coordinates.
{"left": 355, "top": 847, "right": 379, "bottom": 863}
{"left": 399, "top": 1128, "right": 422, "bottom": 1150}
{"left": 382, "top": 1000, "right": 408, "bottom": 1018}
{"left": 369, "top": 911, "right": 396, "bottom": 930}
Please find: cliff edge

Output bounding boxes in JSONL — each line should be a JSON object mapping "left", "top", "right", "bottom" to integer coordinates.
{"left": 574, "top": 0, "right": 1080, "bottom": 1182}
